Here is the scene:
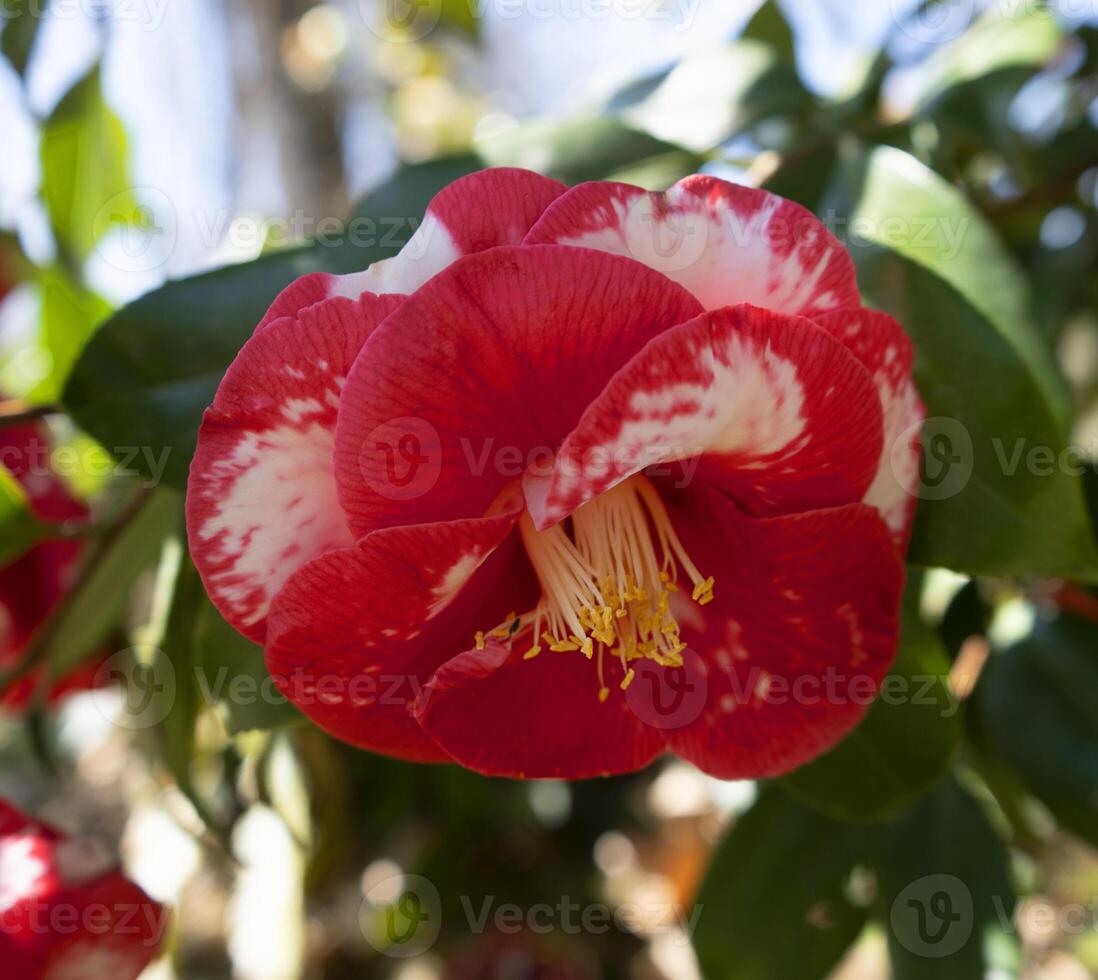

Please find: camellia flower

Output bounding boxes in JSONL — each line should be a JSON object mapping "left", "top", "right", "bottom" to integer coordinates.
{"left": 0, "top": 422, "right": 96, "bottom": 711}
{"left": 0, "top": 799, "right": 167, "bottom": 979}
{"left": 188, "top": 169, "right": 922, "bottom": 779}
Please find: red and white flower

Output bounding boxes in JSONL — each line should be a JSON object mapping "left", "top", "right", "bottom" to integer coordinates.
{"left": 187, "top": 168, "right": 922, "bottom": 780}
{"left": 0, "top": 799, "right": 166, "bottom": 980}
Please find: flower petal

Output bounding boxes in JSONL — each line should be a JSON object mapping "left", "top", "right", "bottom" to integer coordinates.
{"left": 663, "top": 487, "right": 904, "bottom": 779}
{"left": 257, "top": 168, "right": 567, "bottom": 330}
{"left": 265, "top": 504, "right": 528, "bottom": 761}
{"left": 187, "top": 293, "right": 403, "bottom": 642}
{"left": 334, "top": 245, "right": 704, "bottom": 536}
{"left": 524, "top": 176, "right": 859, "bottom": 317}
{"left": 812, "top": 307, "right": 925, "bottom": 550}
{"left": 530, "top": 304, "right": 883, "bottom": 528}
{"left": 413, "top": 637, "right": 667, "bottom": 779}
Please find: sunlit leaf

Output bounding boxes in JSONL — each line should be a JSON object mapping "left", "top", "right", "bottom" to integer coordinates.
{"left": 40, "top": 65, "right": 136, "bottom": 263}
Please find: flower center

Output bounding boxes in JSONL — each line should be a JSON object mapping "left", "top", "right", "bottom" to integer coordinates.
{"left": 475, "top": 475, "right": 714, "bottom": 703}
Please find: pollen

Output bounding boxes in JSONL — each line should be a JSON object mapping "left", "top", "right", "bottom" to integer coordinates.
{"left": 473, "top": 475, "right": 713, "bottom": 704}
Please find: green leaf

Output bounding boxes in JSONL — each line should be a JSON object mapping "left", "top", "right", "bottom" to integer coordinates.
{"left": 874, "top": 777, "right": 1020, "bottom": 980}
{"left": 906, "top": 9, "right": 1063, "bottom": 116}
{"left": 478, "top": 117, "right": 696, "bottom": 184}
{"left": 607, "top": 41, "right": 809, "bottom": 153}
{"left": 38, "top": 487, "right": 180, "bottom": 681}
{"left": 0, "top": 464, "right": 46, "bottom": 565}
{"left": 1, "top": 0, "right": 49, "bottom": 77}
{"left": 691, "top": 788, "right": 871, "bottom": 979}
{"left": 976, "top": 612, "right": 1098, "bottom": 849}
{"left": 193, "top": 599, "right": 301, "bottom": 733}
{"left": 827, "top": 145, "right": 1098, "bottom": 579}
{"left": 781, "top": 587, "right": 961, "bottom": 823}
{"left": 40, "top": 65, "right": 136, "bottom": 263}
{"left": 742, "top": 0, "right": 795, "bottom": 64}
{"left": 63, "top": 156, "right": 480, "bottom": 488}
{"left": 31, "top": 265, "right": 111, "bottom": 401}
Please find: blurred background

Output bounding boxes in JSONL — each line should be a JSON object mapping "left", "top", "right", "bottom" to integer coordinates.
{"left": 1, "top": 1, "right": 1097, "bottom": 978}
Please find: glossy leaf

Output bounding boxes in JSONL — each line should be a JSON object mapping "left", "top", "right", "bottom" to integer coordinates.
{"left": 691, "top": 788, "right": 871, "bottom": 979}
{"left": 874, "top": 777, "right": 1020, "bottom": 980}
{"left": 63, "top": 156, "right": 480, "bottom": 487}
{"left": 827, "top": 145, "right": 1098, "bottom": 579}
{"left": 976, "top": 612, "right": 1098, "bottom": 848}
{"left": 781, "top": 588, "right": 961, "bottom": 823}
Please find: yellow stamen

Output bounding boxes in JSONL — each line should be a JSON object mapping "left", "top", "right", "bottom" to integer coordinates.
{"left": 471, "top": 474, "right": 713, "bottom": 704}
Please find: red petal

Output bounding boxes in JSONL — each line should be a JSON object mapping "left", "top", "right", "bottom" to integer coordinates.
{"left": 524, "top": 176, "right": 859, "bottom": 318}
{"left": 257, "top": 168, "right": 567, "bottom": 330}
{"left": 413, "top": 639, "right": 667, "bottom": 779}
{"left": 334, "top": 245, "right": 703, "bottom": 536}
{"left": 812, "top": 307, "right": 925, "bottom": 550}
{"left": 265, "top": 506, "right": 530, "bottom": 762}
{"left": 663, "top": 487, "right": 904, "bottom": 779}
{"left": 187, "top": 293, "right": 403, "bottom": 642}
{"left": 531, "top": 304, "right": 883, "bottom": 528}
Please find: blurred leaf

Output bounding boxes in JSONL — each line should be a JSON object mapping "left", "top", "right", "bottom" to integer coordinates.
{"left": 1, "top": 0, "right": 48, "bottom": 77}
{"left": 827, "top": 145, "right": 1098, "bottom": 579}
{"left": 782, "top": 587, "right": 961, "bottom": 823}
{"left": 37, "top": 487, "right": 179, "bottom": 680}
{"left": 40, "top": 65, "right": 136, "bottom": 263}
{"left": 30, "top": 265, "right": 111, "bottom": 401}
{"left": 907, "top": 9, "right": 1063, "bottom": 117}
{"left": 0, "top": 464, "right": 45, "bottom": 565}
{"left": 692, "top": 788, "right": 871, "bottom": 979}
{"left": 976, "top": 612, "right": 1098, "bottom": 848}
{"left": 439, "top": 0, "right": 478, "bottom": 37}
{"left": 193, "top": 598, "right": 301, "bottom": 733}
{"left": 478, "top": 116, "right": 698, "bottom": 183}
{"left": 64, "top": 156, "right": 480, "bottom": 487}
{"left": 607, "top": 41, "right": 808, "bottom": 153}
{"left": 742, "top": 0, "right": 794, "bottom": 64}
{"left": 153, "top": 542, "right": 235, "bottom": 847}
{"left": 875, "top": 777, "right": 1020, "bottom": 980}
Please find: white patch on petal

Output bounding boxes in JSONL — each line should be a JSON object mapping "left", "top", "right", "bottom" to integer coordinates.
{"left": 197, "top": 421, "right": 352, "bottom": 627}
{"left": 327, "top": 211, "right": 461, "bottom": 299}
{"left": 427, "top": 551, "right": 487, "bottom": 619}
{"left": 558, "top": 187, "right": 841, "bottom": 317}
{"left": 866, "top": 375, "right": 923, "bottom": 536}
{"left": 550, "top": 329, "right": 806, "bottom": 512}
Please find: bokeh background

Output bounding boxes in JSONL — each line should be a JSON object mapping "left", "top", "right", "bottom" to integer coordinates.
{"left": 1, "top": 1, "right": 1097, "bottom": 978}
